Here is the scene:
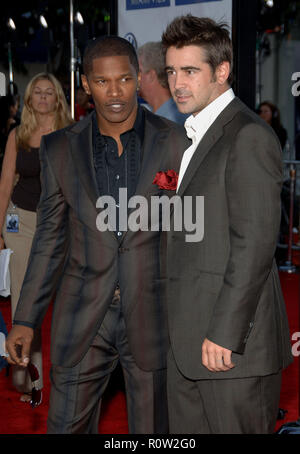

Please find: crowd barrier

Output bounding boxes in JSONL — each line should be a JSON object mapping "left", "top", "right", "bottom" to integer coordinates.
{"left": 278, "top": 160, "right": 300, "bottom": 273}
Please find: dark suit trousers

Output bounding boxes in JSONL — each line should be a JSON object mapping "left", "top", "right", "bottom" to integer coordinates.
{"left": 47, "top": 292, "right": 168, "bottom": 434}
{"left": 167, "top": 349, "right": 281, "bottom": 434}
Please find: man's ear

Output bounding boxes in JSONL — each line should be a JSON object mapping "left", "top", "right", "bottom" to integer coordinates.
{"left": 81, "top": 74, "right": 91, "bottom": 95}
{"left": 137, "top": 71, "right": 142, "bottom": 90}
{"left": 216, "top": 61, "right": 230, "bottom": 85}
{"left": 148, "top": 68, "right": 157, "bottom": 83}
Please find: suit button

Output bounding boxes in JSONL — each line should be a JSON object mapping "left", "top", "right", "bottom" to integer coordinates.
{"left": 119, "top": 247, "right": 129, "bottom": 253}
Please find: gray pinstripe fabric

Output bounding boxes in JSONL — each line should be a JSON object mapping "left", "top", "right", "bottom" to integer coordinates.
{"left": 47, "top": 291, "right": 168, "bottom": 434}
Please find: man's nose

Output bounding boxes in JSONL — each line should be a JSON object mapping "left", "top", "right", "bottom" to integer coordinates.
{"left": 108, "top": 81, "right": 122, "bottom": 97}
{"left": 174, "top": 72, "right": 186, "bottom": 90}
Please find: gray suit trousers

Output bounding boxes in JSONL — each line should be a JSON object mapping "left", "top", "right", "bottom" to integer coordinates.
{"left": 167, "top": 349, "right": 281, "bottom": 434}
{"left": 47, "top": 291, "right": 168, "bottom": 434}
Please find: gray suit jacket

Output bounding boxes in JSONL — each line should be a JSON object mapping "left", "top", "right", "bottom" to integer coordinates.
{"left": 167, "top": 97, "right": 293, "bottom": 380}
{"left": 13, "top": 107, "right": 190, "bottom": 370}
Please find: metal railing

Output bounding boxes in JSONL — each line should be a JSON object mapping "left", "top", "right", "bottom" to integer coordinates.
{"left": 278, "top": 160, "right": 300, "bottom": 273}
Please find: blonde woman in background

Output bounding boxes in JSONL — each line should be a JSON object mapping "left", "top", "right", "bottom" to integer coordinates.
{"left": 0, "top": 73, "right": 72, "bottom": 403}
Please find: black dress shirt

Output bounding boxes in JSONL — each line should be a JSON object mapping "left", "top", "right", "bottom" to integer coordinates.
{"left": 92, "top": 105, "right": 145, "bottom": 240}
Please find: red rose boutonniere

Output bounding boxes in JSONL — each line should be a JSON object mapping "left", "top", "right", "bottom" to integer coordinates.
{"left": 153, "top": 170, "right": 179, "bottom": 191}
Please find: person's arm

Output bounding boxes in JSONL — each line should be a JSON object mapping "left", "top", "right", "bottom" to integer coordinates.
{"left": 6, "top": 134, "right": 69, "bottom": 366}
{"left": 0, "top": 129, "right": 17, "bottom": 249}
{"left": 202, "top": 122, "right": 282, "bottom": 370}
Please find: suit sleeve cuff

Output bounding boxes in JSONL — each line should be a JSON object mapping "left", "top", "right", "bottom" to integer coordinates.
{"left": 13, "top": 320, "right": 36, "bottom": 329}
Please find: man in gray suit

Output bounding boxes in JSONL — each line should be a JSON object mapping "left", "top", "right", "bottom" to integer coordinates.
{"left": 5, "top": 36, "right": 189, "bottom": 433}
{"left": 162, "top": 15, "right": 293, "bottom": 434}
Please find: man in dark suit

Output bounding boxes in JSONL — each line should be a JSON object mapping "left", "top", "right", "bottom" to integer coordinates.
{"left": 5, "top": 36, "right": 188, "bottom": 433}
{"left": 162, "top": 15, "right": 293, "bottom": 434}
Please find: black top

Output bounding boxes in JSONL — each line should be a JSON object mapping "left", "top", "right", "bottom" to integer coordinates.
{"left": 92, "top": 106, "right": 145, "bottom": 239}
{"left": 11, "top": 146, "right": 41, "bottom": 212}
{"left": 273, "top": 125, "right": 287, "bottom": 150}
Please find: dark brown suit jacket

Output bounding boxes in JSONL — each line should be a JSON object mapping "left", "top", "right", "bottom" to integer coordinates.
{"left": 167, "top": 97, "right": 293, "bottom": 380}
{"left": 13, "top": 107, "right": 190, "bottom": 369}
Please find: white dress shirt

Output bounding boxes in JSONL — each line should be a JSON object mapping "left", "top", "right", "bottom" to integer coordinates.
{"left": 176, "top": 88, "right": 235, "bottom": 192}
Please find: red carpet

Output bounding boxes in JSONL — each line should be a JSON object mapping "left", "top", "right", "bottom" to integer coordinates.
{"left": 275, "top": 272, "right": 300, "bottom": 431}
{"left": 0, "top": 300, "right": 128, "bottom": 434}
{"left": 0, "top": 272, "right": 299, "bottom": 434}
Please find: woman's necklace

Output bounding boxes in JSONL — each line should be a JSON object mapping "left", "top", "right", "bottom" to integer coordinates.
{"left": 39, "top": 125, "right": 54, "bottom": 134}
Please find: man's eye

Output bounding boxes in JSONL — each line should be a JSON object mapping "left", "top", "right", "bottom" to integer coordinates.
{"left": 166, "top": 70, "right": 175, "bottom": 76}
{"left": 121, "top": 77, "right": 131, "bottom": 82}
{"left": 97, "top": 79, "right": 105, "bottom": 85}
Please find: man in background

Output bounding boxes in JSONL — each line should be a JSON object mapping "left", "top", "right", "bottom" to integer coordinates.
{"left": 74, "top": 86, "right": 94, "bottom": 121}
{"left": 137, "top": 41, "right": 187, "bottom": 125}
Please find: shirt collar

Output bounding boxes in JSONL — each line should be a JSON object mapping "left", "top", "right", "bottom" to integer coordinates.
{"left": 184, "top": 88, "right": 235, "bottom": 142}
{"left": 92, "top": 104, "right": 145, "bottom": 145}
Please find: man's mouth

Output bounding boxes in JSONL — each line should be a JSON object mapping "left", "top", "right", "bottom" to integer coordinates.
{"left": 175, "top": 93, "right": 191, "bottom": 103}
{"left": 106, "top": 102, "right": 126, "bottom": 112}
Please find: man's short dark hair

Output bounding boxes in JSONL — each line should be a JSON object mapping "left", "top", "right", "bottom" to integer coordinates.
{"left": 161, "top": 15, "right": 233, "bottom": 85}
{"left": 83, "top": 35, "right": 139, "bottom": 76}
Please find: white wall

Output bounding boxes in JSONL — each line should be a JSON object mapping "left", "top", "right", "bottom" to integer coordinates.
{"left": 118, "top": 0, "right": 232, "bottom": 48}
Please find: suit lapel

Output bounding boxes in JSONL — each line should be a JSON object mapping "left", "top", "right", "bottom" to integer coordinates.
{"left": 177, "top": 97, "right": 245, "bottom": 197}
{"left": 134, "top": 111, "right": 167, "bottom": 198}
{"left": 67, "top": 114, "right": 99, "bottom": 210}
{"left": 177, "top": 122, "right": 223, "bottom": 197}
